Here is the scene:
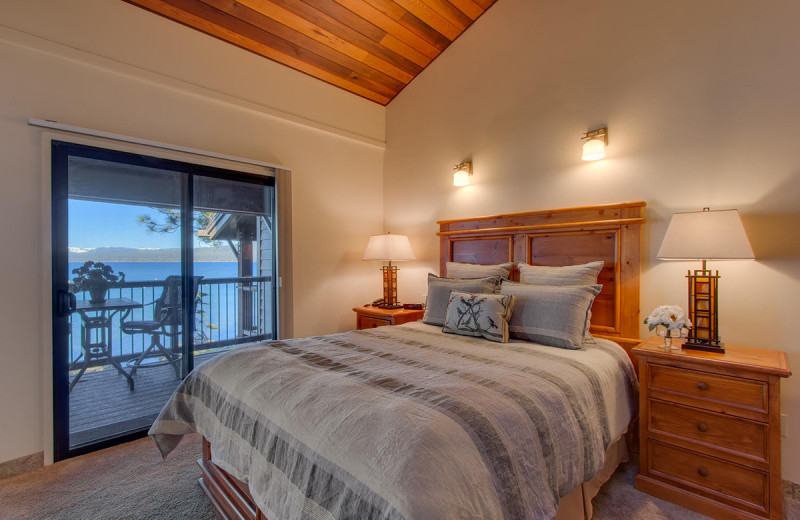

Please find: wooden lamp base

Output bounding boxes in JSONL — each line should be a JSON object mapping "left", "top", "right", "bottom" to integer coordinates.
{"left": 684, "top": 263, "right": 725, "bottom": 353}
{"left": 375, "top": 264, "right": 402, "bottom": 309}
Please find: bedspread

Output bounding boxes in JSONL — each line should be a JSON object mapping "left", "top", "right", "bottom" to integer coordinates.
{"left": 150, "top": 322, "right": 637, "bottom": 520}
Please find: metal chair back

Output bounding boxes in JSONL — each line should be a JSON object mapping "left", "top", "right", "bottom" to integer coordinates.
{"left": 155, "top": 275, "right": 203, "bottom": 335}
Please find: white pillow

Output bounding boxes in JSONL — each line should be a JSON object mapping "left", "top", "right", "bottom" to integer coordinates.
{"left": 446, "top": 262, "right": 513, "bottom": 279}
{"left": 517, "top": 261, "right": 603, "bottom": 286}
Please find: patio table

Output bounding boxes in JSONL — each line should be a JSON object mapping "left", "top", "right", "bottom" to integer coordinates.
{"left": 70, "top": 298, "right": 142, "bottom": 392}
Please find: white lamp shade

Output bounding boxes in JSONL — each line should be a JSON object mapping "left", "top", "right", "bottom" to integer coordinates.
{"left": 582, "top": 139, "right": 606, "bottom": 161}
{"left": 657, "top": 209, "right": 755, "bottom": 260}
{"left": 362, "top": 234, "right": 416, "bottom": 261}
{"left": 453, "top": 170, "right": 471, "bottom": 186}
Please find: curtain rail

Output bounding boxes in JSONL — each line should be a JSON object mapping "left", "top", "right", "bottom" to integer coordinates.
{"left": 29, "top": 118, "right": 290, "bottom": 172}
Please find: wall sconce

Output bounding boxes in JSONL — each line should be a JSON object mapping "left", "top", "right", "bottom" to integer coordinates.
{"left": 453, "top": 161, "right": 473, "bottom": 186}
{"left": 581, "top": 127, "right": 608, "bottom": 161}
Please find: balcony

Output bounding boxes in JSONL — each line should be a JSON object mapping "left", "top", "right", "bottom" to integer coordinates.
{"left": 68, "top": 275, "right": 273, "bottom": 447}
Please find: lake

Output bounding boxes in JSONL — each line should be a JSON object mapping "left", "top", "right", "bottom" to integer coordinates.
{"left": 68, "top": 261, "right": 252, "bottom": 281}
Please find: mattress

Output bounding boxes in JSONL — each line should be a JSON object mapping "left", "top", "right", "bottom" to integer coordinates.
{"left": 150, "top": 321, "right": 638, "bottom": 520}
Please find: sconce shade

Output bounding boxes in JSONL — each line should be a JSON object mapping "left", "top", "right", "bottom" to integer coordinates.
{"left": 657, "top": 209, "right": 754, "bottom": 260}
{"left": 582, "top": 139, "right": 606, "bottom": 161}
{"left": 452, "top": 161, "right": 473, "bottom": 186}
{"left": 453, "top": 170, "right": 471, "bottom": 186}
{"left": 362, "top": 234, "right": 416, "bottom": 261}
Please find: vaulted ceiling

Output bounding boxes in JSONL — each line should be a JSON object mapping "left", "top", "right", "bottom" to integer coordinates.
{"left": 124, "top": 0, "right": 499, "bottom": 105}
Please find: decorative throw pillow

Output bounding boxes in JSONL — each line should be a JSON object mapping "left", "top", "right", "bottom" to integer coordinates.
{"left": 443, "top": 291, "right": 515, "bottom": 343}
{"left": 422, "top": 274, "right": 502, "bottom": 326}
{"left": 500, "top": 281, "right": 602, "bottom": 349}
{"left": 446, "top": 262, "right": 513, "bottom": 279}
{"left": 517, "top": 261, "right": 604, "bottom": 286}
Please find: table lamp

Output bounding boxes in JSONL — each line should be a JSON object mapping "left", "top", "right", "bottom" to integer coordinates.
{"left": 657, "top": 208, "right": 754, "bottom": 353}
{"left": 362, "top": 234, "right": 415, "bottom": 309}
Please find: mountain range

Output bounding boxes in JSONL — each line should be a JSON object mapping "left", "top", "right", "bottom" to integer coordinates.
{"left": 68, "top": 246, "right": 237, "bottom": 262}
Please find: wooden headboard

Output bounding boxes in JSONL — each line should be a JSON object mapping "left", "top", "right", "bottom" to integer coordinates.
{"left": 437, "top": 202, "right": 645, "bottom": 343}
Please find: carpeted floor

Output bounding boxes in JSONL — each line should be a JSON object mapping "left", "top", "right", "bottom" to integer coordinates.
{"left": 0, "top": 434, "right": 216, "bottom": 520}
{"left": 1, "top": 434, "right": 798, "bottom": 519}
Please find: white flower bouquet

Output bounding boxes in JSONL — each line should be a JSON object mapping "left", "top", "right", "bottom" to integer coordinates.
{"left": 645, "top": 305, "right": 692, "bottom": 345}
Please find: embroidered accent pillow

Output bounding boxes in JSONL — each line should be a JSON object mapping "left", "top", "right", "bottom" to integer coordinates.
{"left": 517, "top": 261, "right": 603, "bottom": 286}
{"left": 445, "top": 262, "right": 513, "bottom": 279}
{"left": 442, "top": 291, "right": 515, "bottom": 343}
{"left": 500, "top": 281, "right": 601, "bottom": 349}
{"left": 422, "top": 274, "right": 502, "bottom": 326}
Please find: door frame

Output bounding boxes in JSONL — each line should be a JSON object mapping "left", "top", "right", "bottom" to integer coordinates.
{"left": 40, "top": 130, "right": 290, "bottom": 463}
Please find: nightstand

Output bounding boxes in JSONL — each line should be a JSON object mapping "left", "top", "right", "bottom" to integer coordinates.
{"left": 353, "top": 306, "right": 424, "bottom": 330}
{"left": 633, "top": 336, "right": 791, "bottom": 520}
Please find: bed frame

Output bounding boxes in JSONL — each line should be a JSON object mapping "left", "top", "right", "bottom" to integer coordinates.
{"left": 198, "top": 201, "right": 646, "bottom": 520}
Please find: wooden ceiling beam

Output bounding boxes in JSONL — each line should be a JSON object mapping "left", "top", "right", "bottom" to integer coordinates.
{"left": 447, "top": 0, "right": 484, "bottom": 20}
{"left": 333, "top": 0, "right": 441, "bottom": 59}
{"left": 379, "top": 34, "right": 433, "bottom": 67}
{"left": 273, "top": 0, "right": 424, "bottom": 76}
{"left": 306, "top": 0, "right": 431, "bottom": 70}
{"left": 200, "top": 0, "right": 405, "bottom": 93}
{"left": 363, "top": 0, "right": 451, "bottom": 48}
{"left": 130, "top": 0, "right": 392, "bottom": 103}
{"left": 123, "top": 0, "right": 498, "bottom": 104}
{"left": 396, "top": 9, "right": 451, "bottom": 49}
{"left": 404, "top": 0, "right": 471, "bottom": 32}
{"left": 422, "top": 0, "right": 474, "bottom": 26}
{"left": 470, "top": 0, "right": 494, "bottom": 9}
{"left": 219, "top": 0, "right": 414, "bottom": 84}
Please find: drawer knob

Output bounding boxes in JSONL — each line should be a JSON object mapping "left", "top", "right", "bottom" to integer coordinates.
{"left": 697, "top": 423, "right": 708, "bottom": 433}
{"left": 696, "top": 382, "right": 709, "bottom": 391}
{"left": 697, "top": 467, "right": 709, "bottom": 478}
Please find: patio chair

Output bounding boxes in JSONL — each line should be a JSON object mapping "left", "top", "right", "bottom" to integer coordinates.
{"left": 121, "top": 275, "right": 203, "bottom": 379}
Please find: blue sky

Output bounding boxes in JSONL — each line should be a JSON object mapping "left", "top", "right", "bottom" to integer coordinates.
{"left": 69, "top": 200, "right": 185, "bottom": 249}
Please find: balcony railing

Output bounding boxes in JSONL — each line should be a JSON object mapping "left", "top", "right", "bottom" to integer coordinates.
{"left": 68, "top": 276, "right": 273, "bottom": 368}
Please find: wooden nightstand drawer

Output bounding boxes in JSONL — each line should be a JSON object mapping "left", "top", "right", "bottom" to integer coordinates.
{"left": 648, "top": 441, "right": 768, "bottom": 515}
{"left": 648, "top": 364, "right": 768, "bottom": 417}
{"left": 648, "top": 399, "right": 768, "bottom": 465}
{"left": 358, "top": 316, "right": 391, "bottom": 329}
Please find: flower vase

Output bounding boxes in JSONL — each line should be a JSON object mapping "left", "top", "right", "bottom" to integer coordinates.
{"left": 659, "top": 328, "right": 682, "bottom": 350}
{"left": 659, "top": 328, "right": 674, "bottom": 349}
{"left": 89, "top": 285, "right": 108, "bottom": 304}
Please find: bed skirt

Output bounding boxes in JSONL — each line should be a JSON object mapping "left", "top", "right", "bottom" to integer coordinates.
{"left": 553, "top": 435, "right": 628, "bottom": 520}
{"left": 197, "top": 435, "right": 628, "bottom": 520}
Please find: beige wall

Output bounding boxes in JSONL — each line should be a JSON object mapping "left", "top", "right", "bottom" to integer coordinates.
{"left": 0, "top": 1, "right": 385, "bottom": 465}
{"left": 4, "top": 0, "right": 799, "bottom": 488}
{"left": 384, "top": 0, "right": 800, "bottom": 481}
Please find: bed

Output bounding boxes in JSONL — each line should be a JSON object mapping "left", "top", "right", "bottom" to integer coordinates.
{"left": 150, "top": 202, "right": 646, "bottom": 520}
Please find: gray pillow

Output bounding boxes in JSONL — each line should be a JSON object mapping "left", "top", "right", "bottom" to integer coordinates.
{"left": 443, "top": 291, "right": 515, "bottom": 343}
{"left": 517, "top": 261, "right": 603, "bottom": 286}
{"left": 500, "top": 281, "right": 601, "bottom": 349}
{"left": 446, "top": 262, "right": 513, "bottom": 279}
{"left": 422, "top": 274, "right": 502, "bottom": 326}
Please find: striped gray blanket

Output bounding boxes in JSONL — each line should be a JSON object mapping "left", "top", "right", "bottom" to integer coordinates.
{"left": 150, "top": 322, "right": 637, "bottom": 520}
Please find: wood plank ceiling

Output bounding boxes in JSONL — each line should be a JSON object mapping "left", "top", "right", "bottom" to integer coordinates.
{"left": 123, "top": 0, "right": 499, "bottom": 105}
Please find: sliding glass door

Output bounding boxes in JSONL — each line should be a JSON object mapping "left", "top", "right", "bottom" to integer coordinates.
{"left": 52, "top": 141, "right": 276, "bottom": 460}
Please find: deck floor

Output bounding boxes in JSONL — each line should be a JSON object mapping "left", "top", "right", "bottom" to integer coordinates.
{"left": 68, "top": 350, "right": 221, "bottom": 447}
